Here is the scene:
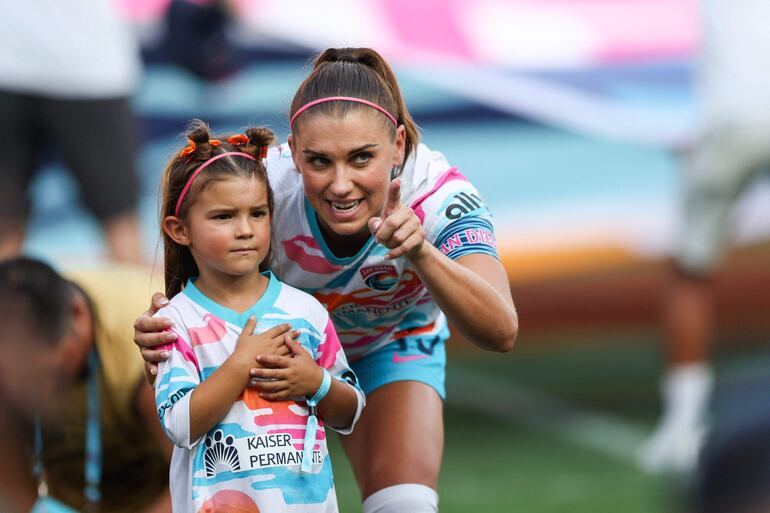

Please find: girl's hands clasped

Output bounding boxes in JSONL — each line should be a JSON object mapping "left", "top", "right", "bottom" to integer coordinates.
{"left": 232, "top": 316, "right": 296, "bottom": 370}
{"left": 248, "top": 338, "right": 324, "bottom": 401}
{"left": 368, "top": 179, "right": 426, "bottom": 261}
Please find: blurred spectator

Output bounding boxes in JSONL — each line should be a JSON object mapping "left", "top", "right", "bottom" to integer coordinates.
{"left": 0, "top": 258, "right": 171, "bottom": 513}
{"left": 640, "top": 0, "right": 770, "bottom": 474}
{"left": 693, "top": 375, "right": 770, "bottom": 513}
{"left": 163, "top": 0, "right": 240, "bottom": 82}
{"left": 0, "top": 0, "right": 144, "bottom": 263}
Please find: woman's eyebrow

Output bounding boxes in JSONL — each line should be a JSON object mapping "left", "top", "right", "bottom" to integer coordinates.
{"left": 301, "top": 143, "right": 378, "bottom": 157}
{"left": 347, "top": 144, "right": 378, "bottom": 156}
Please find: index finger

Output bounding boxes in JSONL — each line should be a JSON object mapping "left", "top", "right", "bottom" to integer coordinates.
{"left": 381, "top": 178, "right": 401, "bottom": 217}
{"left": 264, "top": 323, "right": 292, "bottom": 338}
{"left": 255, "top": 354, "right": 291, "bottom": 368}
{"left": 243, "top": 316, "right": 257, "bottom": 336}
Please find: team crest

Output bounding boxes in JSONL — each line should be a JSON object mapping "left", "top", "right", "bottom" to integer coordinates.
{"left": 360, "top": 265, "right": 398, "bottom": 291}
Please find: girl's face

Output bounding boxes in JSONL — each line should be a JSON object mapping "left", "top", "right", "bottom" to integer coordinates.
{"left": 289, "top": 110, "right": 405, "bottom": 245}
{"left": 178, "top": 176, "right": 271, "bottom": 281}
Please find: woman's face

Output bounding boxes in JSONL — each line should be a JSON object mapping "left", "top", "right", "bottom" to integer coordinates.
{"left": 289, "top": 109, "right": 405, "bottom": 244}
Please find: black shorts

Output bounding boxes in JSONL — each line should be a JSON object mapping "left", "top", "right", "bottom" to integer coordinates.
{"left": 0, "top": 91, "right": 139, "bottom": 223}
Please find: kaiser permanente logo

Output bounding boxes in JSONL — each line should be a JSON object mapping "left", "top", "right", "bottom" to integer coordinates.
{"left": 445, "top": 192, "right": 484, "bottom": 220}
{"left": 203, "top": 430, "right": 323, "bottom": 477}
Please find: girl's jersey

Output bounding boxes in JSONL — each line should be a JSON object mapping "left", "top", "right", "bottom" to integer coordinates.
{"left": 267, "top": 143, "right": 499, "bottom": 362}
{"left": 154, "top": 273, "right": 364, "bottom": 513}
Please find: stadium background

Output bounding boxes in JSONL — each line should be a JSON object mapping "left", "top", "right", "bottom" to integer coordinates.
{"left": 20, "top": 1, "right": 770, "bottom": 511}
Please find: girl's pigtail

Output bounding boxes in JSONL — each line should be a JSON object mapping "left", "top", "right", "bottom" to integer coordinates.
{"left": 183, "top": 120, "right": 220, "bottom": 161}
{"left": 244, "top": 127, "right": 275, "bottom": 160}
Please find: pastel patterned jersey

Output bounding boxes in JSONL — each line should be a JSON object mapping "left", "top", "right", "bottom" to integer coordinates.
{"left": 267, "top": 143, "right": 499, "bottom": 362}
{"left": 154, "top": 272, "right": 364, "bottom": 513}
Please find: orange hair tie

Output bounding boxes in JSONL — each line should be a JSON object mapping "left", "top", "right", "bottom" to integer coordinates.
{"left": 261, "top": 146, "right": 268, "bottom": 159}
{"left": 180, "top": 138, "right": 221, "bottom": 157}
{"left": 228, "top": 134, "right": 249, "bottom": 145}
{"left": 180, "top": 138, "right": 196, "bottom": 157}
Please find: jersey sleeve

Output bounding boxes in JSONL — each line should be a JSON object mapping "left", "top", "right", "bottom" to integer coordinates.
{"left": 314, "top": 316, "right": 366, "bottom": 435}
{"left": 411, "top": 167, "right": 499, "bottom": 261}
{"left": 153, "top": 305, "right": 202, "bottom": 449}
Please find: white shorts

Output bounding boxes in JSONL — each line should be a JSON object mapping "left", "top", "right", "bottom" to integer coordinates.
{"left": 676, "top": 120, "right": 770, "bottom": 275}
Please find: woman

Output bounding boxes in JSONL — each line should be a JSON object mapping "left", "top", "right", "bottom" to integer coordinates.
{"left": 135, "top": 47, "right": 517, "bottom": 513}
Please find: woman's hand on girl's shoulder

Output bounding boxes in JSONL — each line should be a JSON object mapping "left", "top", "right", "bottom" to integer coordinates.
{"left": 135, "top": 292, "right": 178, "bottom": 380}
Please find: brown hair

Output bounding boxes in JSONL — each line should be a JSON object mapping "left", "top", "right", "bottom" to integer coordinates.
{"left": 0, "top": 257, "right": 74, "bottom": 343}
{"left": 289, "top": 48, "right": 419, "bottom": 175}
{"left": 159, "top": 120, "right": 275, "bottom": 298}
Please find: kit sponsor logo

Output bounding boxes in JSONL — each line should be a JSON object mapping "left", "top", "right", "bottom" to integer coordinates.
{"left": 445, "top": 192, "right": 484, "bottom": 220}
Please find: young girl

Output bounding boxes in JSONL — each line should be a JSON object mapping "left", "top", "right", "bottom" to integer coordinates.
{"left": 154, "top": 122, "right": 364, "bottom": 513}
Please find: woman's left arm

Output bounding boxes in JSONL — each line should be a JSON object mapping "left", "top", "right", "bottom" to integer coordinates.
{"left": 370, "top": 180, "right": 518, "bottom": 352}
{"left": 410, "top": 245, "right": 517, "bottom": 352}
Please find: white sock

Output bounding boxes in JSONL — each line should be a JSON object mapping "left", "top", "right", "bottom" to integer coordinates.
{"left": 362, "top": 484, "right": 439, "bottom": 513}
{"left": 660, "top": 362, "right": 714, "bottom": 434}
{"left": 639, "top": 362, "right": 714, "bottom": 473}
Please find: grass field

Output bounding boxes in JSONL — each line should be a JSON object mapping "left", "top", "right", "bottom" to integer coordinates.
{"left": 321, "top": 330, "right": 770, "bottom": 513}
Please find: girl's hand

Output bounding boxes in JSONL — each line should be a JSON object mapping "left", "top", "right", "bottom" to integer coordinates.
{"left": 368, "top": 179, "right": 426, "bottom": 260}
{"left": 247, "top": 338, "right": 324, "bottom": 401}
{"left": 232, "top": 317, "right": 295, "bottom": 369}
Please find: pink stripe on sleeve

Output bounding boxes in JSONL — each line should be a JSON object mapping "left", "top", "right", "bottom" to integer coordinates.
{"left": 316, "top": 319, "right": 342, "bottom": 370}
{"left": 409, "top": 167, "right": 468, "bottom": 223}
{"left": 157, "top": 330, "right": 200, "bottom": 372}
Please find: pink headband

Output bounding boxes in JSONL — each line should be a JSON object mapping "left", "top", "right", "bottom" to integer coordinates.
{"left": 290, "top": 96, "right": 398, "bottom": 128}
{"left": 174, "top": 152, "right": 257, "bottom": 217}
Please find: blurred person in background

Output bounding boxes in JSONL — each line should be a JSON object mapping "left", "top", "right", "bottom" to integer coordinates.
{"left": 692, "top": 376, "right": 770, "bottom": 513}
{"left": 0, "top": 257, "right": 171, "bottom": 513}
{"left": 0, "top": 0, "right": 144, "bottom": 263}
{"left": 163, "top": 0, "right": 240, "bottom": 82}
{"left": 639, "top": 0, "right": 770, "bottom": 474}
{"left": 135, "top": 47, "right": 518, "bottom": 513}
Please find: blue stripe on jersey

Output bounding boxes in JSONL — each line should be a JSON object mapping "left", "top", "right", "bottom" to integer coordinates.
{"left": 304, "top": 196, "right": 376, "bottom": 266}
{"left": 190, "top": 454, "right": 334, "bottom": 504}
{"left": 183, "top": 271, "right": 281, "bottom": 327}
{"left": 434, "top": 216, "right": 499, "bottom": 260}
{"left": 156, "top": 367, "right": 196, "bottom": 431}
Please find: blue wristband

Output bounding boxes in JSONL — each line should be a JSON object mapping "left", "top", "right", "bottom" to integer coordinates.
{"left": 301, "top": 369, "right": 332, "bottom": 473}
{"left": 308, "top": 369, "right": 332, "bottom": 406}
{"left": 31, "top": 497, "right": 80, "bottom": 513}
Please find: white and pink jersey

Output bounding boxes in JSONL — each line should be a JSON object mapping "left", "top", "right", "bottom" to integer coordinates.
{"left": 154, "top": 272, "right": 364, "bottom": 513}
{"left": 267, "top": 143, "right": 499, "bottom": 361}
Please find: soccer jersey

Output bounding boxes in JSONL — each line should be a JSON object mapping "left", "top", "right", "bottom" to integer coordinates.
{"left": 154, "top": 272, "right": 364, "bottom": 513}
{"left": 267, "top": 143, "right": 499, "bottom": 361}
